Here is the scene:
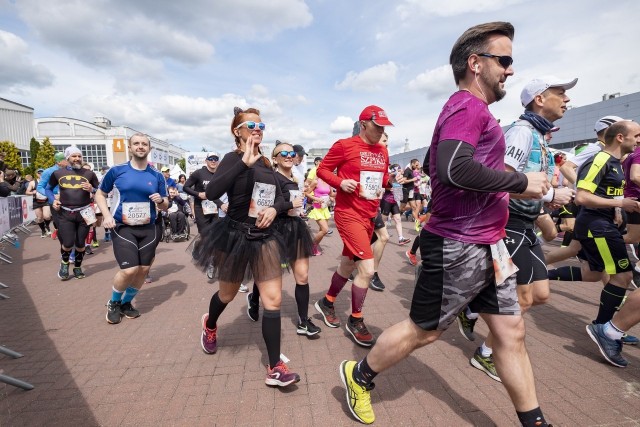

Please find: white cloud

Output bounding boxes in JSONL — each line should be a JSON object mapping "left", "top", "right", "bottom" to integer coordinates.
{"left": 329, "top": 116, "right": 355, "bottom": 133}
{"left": 397, "top": 0, "right": 526, "bottom": 18}
{"left": 0, "top": 30, "right": 54, "bottom": 90}
{"left": 407, "top": 65, "right": 456, "bottom": 99}
{"left": 336, "top": 62, "right": 398, "bottom": 92}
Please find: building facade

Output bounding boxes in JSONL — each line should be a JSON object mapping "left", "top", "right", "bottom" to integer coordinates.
{"left": 0, "top": 98, "right": 35, "bottom": 169}
{"left": 34, "top": 117, "right": 185, "bottom": 169}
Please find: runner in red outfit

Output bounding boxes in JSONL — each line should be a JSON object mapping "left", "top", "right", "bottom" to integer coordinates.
{"left": 314, "top": 105, "right": 391, "bottom": 347}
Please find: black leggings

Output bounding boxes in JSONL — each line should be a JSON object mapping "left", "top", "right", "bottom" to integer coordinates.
{"left": 58, "top": 209, "right": 90, "bottom": 249}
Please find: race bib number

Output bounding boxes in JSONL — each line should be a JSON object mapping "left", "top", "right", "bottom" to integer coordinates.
{"left": 359, "top": 171, "right": 383, "bottom": 200}
{"left": 79, "top": 206, "right": 97, "bottom": 225}
{"left": 320, "top": 195, "right": 330, "bottom": 209}
{"left": 202, "top": 199, "right": 218, "bottom": 215}
{"left": 491, "top": 240, "right": 519, "bottom": 285}
{"left": 179, "top": 192, "right": 189, "bottom": 200}
{"left": 288, "top": 190, "right": 302, "bottom": 217}
{"left": 35, "top": 192, "right": 48, "bottom": 201}
{"left": 168, "top": 203, "right": 179, "bottom": 214}
{"left": 248, "top": 182, "right": 276, "bottom": 218}
{"left": 122, "top": 202, "right": 151, "bottom": 225}
{"left": 408, "top": 189, "right": 414, "bottom": 199}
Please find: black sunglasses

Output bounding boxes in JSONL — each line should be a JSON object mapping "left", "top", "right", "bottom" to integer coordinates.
{"left": 206, "top": 156, "right": 219, "bottom": 162}
{"left": 478, "top": 53, "right": 513, "bottom": 69}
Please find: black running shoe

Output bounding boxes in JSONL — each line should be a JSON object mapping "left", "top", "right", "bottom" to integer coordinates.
{"left": 120, "top": 302, "right": 140, "bottom": 319}
{"left": 297, "top": 317, "right": 321, "bottom": 336}
{"left": 58, "top": 262, "right": 70, "bottom": 281}
{"left": 247, "top": 293, "right": 259, "bottom": 322}
{"left": 106, "top": 300, "right": 122, "bottom": 324}
{"left": 73, "top": 267, "right": 85, "bottom": 279}
{"left": 369, "top": 273, "right": 385, "bottom": 291}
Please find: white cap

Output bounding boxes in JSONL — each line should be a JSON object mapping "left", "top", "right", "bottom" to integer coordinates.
{"left": 520, "top": 77, "right": 578, "bottom": 107}
{"left": 594, "top": 116, "right": 624, "bottom": 133}
{"left": 64, "top": 146, "right": 82, "bottom": 159}
{"left": 206, "top": 152, "right": 219, "bottom": 158}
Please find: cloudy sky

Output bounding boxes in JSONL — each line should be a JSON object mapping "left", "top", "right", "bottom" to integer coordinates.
{"left": 2, "top": 0, "right": 639, "bottom": 155}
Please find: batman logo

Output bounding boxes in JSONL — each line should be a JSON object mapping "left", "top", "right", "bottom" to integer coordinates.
{"left": 59, "top": 175, "right": 88, "bottom": 189}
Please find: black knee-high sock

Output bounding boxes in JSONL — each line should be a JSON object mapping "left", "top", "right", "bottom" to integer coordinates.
{"left": 44, "top": 219, "right": 51, "bottom": 230}
{"left": 74, "top": 251, "right": 84, "bottom": 267}
{"left": 548, "top": 266, "right": 582, "bottom": 281}
{"left": 250, "top": 282, "right": 260, "bottom": 304}
{"left": 206, "top": 292, "right": 228, "bottom": 329}
{"left": 60, "top": 248, "right": 71, "bottom": 263}
{"left": 595, "top": 283, "right": 627, "bottom": 324}
{"left": 517, "top": 407, "right": 549, "bottom": 427}
{"left": 262, "top": 309, "right": 281, "bottom": 367}
{"left": 92, "top": 226, "right": 98, "bottom": 242}
{"left": 295, "top": 284, "right": 309, "bottom": 322}
{"left": 37, "top": 222, "right": 46, "bottom": 233}
{"left": 561, "top": 230, "right": 573, "bottom": 246}
{"left": 410, "top": 235, "right": 420, "bottom": 255}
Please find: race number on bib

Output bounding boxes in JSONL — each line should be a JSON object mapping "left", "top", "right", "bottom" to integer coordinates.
{"left": 288, "top": 190, "right": 302, "bottom": 217}
{"left": 248, "top": 182, "right": 276, "bottom": 218}
{"left": 122, "top": 202, "right": 151, "bottom": 226}
{"left": 490, "top": 240, "right": 519, "bottom": 285}
{"left": 202, "top": 200, "right": 218, "bottom": 215}
{"left": 359, "top": 171, "right": 383, "bottom": 200}
{"left": 79, "top": 206, "right": 97, "bottom": 225}
{"left": 168, "top": 203, "right": 179, "bottom": 214}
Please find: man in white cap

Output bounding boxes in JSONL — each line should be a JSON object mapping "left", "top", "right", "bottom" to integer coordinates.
{"left": 183, "top": 152, "right": 224, "bottom": 234}
{"left": 161, "top": 166, "right": 177, "bottom": 188}
{"left": 458, "top": 76, "right": 577, "bottom": 382}
{"left": 45, "top": 146, "right": 100, "bottom": 280}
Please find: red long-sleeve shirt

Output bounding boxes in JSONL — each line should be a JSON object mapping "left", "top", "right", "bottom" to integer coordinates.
{"left": 317, "top": 135, "right": 389, "bottom": 218}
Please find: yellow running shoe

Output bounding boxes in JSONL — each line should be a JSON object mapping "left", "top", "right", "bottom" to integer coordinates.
{"left": 414, "top": 219, "right": 421, "bottom": 232}
{"left": 339, "top": 360, "right": 375, "bottom": 424}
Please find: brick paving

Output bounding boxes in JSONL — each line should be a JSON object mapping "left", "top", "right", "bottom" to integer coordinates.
{"left": 2, "top": 220, "right": 640, "bottom": 426}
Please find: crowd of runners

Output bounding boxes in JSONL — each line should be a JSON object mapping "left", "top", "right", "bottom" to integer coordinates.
{"left": 18, "top": 20, "right": 640, "bottom": 426}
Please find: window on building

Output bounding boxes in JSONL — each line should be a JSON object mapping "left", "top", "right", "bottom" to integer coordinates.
{"left": 19, "top": 150, "right": 30, "bottom": 170}
{"left": 53, "top": 144, "right": 108, "bottom": 170}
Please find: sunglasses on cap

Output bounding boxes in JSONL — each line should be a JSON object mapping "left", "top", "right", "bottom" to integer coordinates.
{"left": 206, "top": 156, "right": 219, "bottom": 162}
{"left": 234, "top": 121, "right": 266, "bottom": 131}
{"left": 478, "top": 53, "right": 513, "bottom": 69}
{"left": 277, "top": 151, "right": 296, "bottom": 158}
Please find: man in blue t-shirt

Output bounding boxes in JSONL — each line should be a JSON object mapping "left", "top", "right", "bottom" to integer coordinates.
{"left": 95, "top": 133, "right": 168, "bottom": 325}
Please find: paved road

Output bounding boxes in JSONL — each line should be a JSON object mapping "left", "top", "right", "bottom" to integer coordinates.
{"left": 2, "top": 221, "right": 640, "bottom": 426}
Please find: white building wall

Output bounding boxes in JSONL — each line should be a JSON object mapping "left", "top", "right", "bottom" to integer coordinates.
{"left": 0, "top": 98, "right": 34, "bottom": 151}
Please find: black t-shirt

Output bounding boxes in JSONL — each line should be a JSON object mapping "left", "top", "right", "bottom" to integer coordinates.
{"left": 402, "top": 167, "right": 414, "bottom": 190}
{"left": 49, "top": 168, "right": 100, "bottom": 209}
{"left": 576, "top": 151, "right": 624, "bottom": 222}
{"left": 274, "top": 171, "right": 298, "bottom": 217}
{"left": 205, "top": 152, "right": 285, "bottom": 225}
{"left": 183, "top": 166, "right": 220, "bottom": 206}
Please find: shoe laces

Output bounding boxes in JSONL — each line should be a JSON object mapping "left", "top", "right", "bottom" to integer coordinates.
{"left": 204, "top": 326, "right": 217, "bottom": 342}
{"left": 353, "top": 319, "right": 370, "bottom": 334}
{"left": 272, "top": 361, "right": 290, "bottom": 374}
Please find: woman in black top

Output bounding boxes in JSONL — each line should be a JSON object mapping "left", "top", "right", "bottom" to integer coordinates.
{"left": 191, "top": 107, "right": 300, "bottom": 387}
{"left": 247, "top": 141, "right": 320, "bottom": 336}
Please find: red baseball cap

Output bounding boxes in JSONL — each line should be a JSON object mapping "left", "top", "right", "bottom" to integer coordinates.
{"left": 359, "top": 105, "right": 394, "bottom": 127}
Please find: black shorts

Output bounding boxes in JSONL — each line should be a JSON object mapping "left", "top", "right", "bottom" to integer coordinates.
{"left": 576, "top": 219, "right": 632, "bottom": 275}
{"left": 380, "top": 199, "right": 400, "bottom": 216}
{"left": 402, "top": 187, "right": 412, "bottom": 204}
{"left": 413, "top": 192, "right": 423, "bottom": 202}
{"left": 111, "top": 223, "right": 161, "bottom": 268}
{"left": 559, "top": 202, "right": 579, "bottom": 219}
{"left": 193, "top": 204, "right": 218, "bottom": 234}
{"left": 373, "top": 212, "right": 385, "bottom": 230}
{"left": 504, "top": 228, "right": 548, "bottom": 285}
{"left": 58, "top": 208, "right": 90, "bottom": 249}
{"left": 409, "top": 229, "right": 519, "bottom": 331}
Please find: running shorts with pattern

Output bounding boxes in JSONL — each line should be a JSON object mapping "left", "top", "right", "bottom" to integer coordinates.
{"left": 503, "top": 228, "right": 547, "bottom": 285}
{"left": 410, "top": 229, "right": 520, "bottom": 331}
{"left": 111, "top": 223, "right": 161, "bottom": 268}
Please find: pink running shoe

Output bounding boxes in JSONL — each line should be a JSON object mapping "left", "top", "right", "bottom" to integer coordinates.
{"left": 265, "top": 361, "right": 300, "bottom": 387}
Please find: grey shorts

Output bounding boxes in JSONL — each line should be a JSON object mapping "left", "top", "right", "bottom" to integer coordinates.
{"left": 410, "top": 229, "right": 520, "bottom": 331}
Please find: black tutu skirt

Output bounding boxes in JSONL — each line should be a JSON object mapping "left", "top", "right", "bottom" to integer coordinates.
{"left": 190, "top": 217, "right": 288, "bottom": 284}
{"left": 273, "top": 215, "right": 314, "bottom": 262}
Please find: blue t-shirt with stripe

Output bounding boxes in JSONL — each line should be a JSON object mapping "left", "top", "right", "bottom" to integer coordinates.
{"left": 99, "top": 162, "right": 167, "bottom": 224}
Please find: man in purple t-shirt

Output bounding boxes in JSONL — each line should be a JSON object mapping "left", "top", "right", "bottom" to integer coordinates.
{"left": 339, "top": 22, "right": 553, "bottom": 427}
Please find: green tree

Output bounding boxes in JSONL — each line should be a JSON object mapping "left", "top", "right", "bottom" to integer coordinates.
{"left": 0, "top": 140, "right": 23, "bottom": 175}
{"left": 177, "top": 157, "right": 186, "bottom": 172}
{"left": 23, "top": 137, "right": 41, "bottom": 176}
{"left": 35, "top": 137, "right": 56, "bottom": 169}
